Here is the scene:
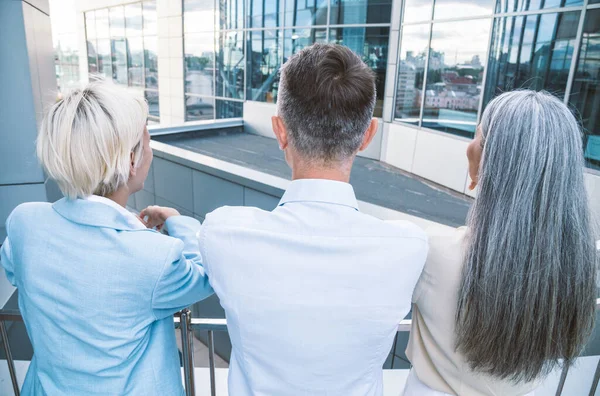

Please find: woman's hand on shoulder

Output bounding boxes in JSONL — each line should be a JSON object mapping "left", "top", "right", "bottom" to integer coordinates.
{"left": 139, "top": 205, "right": 180, "bottom": 230}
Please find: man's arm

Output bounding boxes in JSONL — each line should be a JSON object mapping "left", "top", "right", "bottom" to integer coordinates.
{"left": 151, "top": 216, "right": 213, "bottom": 320}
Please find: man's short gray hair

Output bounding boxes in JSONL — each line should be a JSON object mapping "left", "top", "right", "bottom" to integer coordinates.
{"left": 277, "top": 43, "right": 376, "bottom": 162}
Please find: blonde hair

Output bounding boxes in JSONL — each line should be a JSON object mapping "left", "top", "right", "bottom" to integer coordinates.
{"left": 37, "top": 81, "right": 148, "bottom": 199}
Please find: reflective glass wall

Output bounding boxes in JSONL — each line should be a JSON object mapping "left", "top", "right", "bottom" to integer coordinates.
{"left": 50, "top": 0, "right": 80, "bottom": 93}
{"left": 55, "top": 33, "right": 80, "bottom": 93}
{"left": 394, "top": 0, "right": 600, "bottom": 170}
{"left": 184, "top": 0, "right": 244, "bottom": 121}
{"left": 395, "top": 0, "right": 494, "bottom": 137}
{"left": 85, "top": 1, "right": 159, "bottom": 123}
{"left": 184, "top": 0, "right": 391, "bottom": 119}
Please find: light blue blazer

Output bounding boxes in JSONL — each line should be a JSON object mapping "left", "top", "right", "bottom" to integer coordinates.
{"left": 0, "top": 198, "right": 213, "bottom": 395}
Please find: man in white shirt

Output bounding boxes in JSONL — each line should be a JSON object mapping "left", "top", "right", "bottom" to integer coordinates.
{"left": 198, "top": 43, "right": 428, "bottom": 396}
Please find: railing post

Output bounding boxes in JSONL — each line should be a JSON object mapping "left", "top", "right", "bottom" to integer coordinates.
{"left": 588, "top": 359, "right": 600, "bottom": 396}
{"left": 0, "top": 320, "right": 20, "bottom": 396}
{"left": 208, "top": 331, "right": 216, "bottom": 396}
{"left": 555, "top": 365, "right": 569, "bottom": 396}
{"left": 179, "top": 309, "right": 195, "bottom": 396}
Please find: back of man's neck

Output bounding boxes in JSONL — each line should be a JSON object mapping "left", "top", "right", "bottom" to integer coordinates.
{"left": 291, "top": 166, "right": 352, "bottom": 183}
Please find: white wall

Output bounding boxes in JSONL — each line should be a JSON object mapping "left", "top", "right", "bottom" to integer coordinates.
{"left": 243, "top": 101, "right": 277, "bottom": 139}
{"left": 585, "top": 172, "right": 600, "bottom": 229}
{"left": 381, "top": 122, "right": 417, "bottom": 172}
{"left": 382, "top": 122, "right": 470, "bottom": 193}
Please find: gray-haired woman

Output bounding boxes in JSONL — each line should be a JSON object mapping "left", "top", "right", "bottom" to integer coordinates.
{"left": 403, "top": 90, "right": 598, "bottom": 396}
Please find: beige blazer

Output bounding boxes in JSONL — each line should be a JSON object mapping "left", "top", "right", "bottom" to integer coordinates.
{"left": 406, "top": 226, "right": 538, "bottom": 396}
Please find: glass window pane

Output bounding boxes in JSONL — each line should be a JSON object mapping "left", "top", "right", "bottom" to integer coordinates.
{"left": 145, "top": 90, "right": 160, "bottom": 121}
{"left": 85, "top": 11, "right": 96, "bottom": 40}
{"left": 57, "top": 34, "right": 80, "bottom": 89}
{"left": 285, "top": 0, "right": 328, "bottom": 27}
{"left": 184, "top": 0, "right": 216, "bottom": 33}
{"left": 422, "top": 19, "right": 491, "bottom": 137}
{"left": 403, "top": 0, "right": 433, "bottom": 23}
{"left": 395, "top": 24, "right": 430, "bottom": 123}
{"left": 186, "top": 95, "right": 215, "bottom": 121}
{"left": 185, "top": 32, "right": 215, "bottom": 96}
{"left": 87, "top": 40, "right": 98, "bottom": 74}
{"left": 145, "top": 36, "right": 159, "bottom": 89}
{"left": 58, "top": 35, "right": 79, "bottom": 64}
{"left": 569, "top": 9, "right": 600, "bottom": 170}
{"left": 247, "top": 30, "right": 281, "bottom": 103}
{"left": 329, "top": 27, "right": 389, "bottom": 117}
{"left": 97, "top": 39, "right": 112, "bottom": 79}
{"left": 59, "top": 64, "right": 80, "bottom": 90}
{"left": 143, "top": 1, "right": 158, "bottom": 35}
{"left": 96, "top": 9, "right": 110, "bottom": 39}
{"left": 218, "top": 0, "right": 245, "bottom": 30}
{"left": 216, "top": 99, "right": 243, "bottom": 118}
{"left": 434, "top": 0, "right": 494, "bottom": 19}
{"left": 495, "top": 0, "right": 583, "bottom": 13}
{"left": 125, "top": 3, "right": 143, "bottom": 37}
{"left": 128, "top": 37, "right": 144, "bottom": 87}
{"left": 283, "top": 28, "right": 326, "bottom": 61}
{"left": 110, "top": 6, "right": 126, "bottom": 37}
{"left": 330, "top": 0, "right": 392, "bottom": 24}
{"left": 217, "top": 31, "right": 245, "bottom": 99}
{"left": 484, "top": 12, "right": 580, "bottom": 108}
{"left": 249, "top": 0, "right": 282, "bottom": 28}
{"left": 112, "top": 38, "right": 128, "bottom": 84}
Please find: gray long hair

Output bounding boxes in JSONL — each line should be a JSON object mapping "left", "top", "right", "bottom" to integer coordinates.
{"left": 456, "top": 90, "right": 598, "bottom": 383}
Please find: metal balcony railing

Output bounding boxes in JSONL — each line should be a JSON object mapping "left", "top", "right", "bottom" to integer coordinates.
{"left": 3, "top": 302, "right": 600, "bottom": 396}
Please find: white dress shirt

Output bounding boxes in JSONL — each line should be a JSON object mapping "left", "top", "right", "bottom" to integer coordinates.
{"left": 199, "top": 179, "right": 428, "bottom": 396}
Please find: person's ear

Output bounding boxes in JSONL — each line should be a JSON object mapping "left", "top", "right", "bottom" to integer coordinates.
{"left": 130, "top": 151, "right": 137, "bottom": 178}
{"left": 272, "top": 116, "right": 289, "bottom": 150}
{"left": 467, "top": 127, "right": 484, "bottom": 190}
{"left": 359, "top": 118, "right": 378, "bottom": 152}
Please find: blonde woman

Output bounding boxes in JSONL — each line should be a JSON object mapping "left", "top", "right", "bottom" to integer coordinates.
{"left": 404, "top": 90, "right": 598, "bottom": 395}
{"left": 0, "top": 82, "right": 213, "bottom": 395}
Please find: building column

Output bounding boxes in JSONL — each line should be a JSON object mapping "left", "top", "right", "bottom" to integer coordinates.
{"left": 382, "top": 0, "right": 402, "bottom": 124}
{"left": 0, "top": 0, "right": 58, "bottom": 240}
{"left": 157, "top": 0, "right": 185, "bottom": 126}
{"left": 379, "top": 0, "right": 404, "bottom": 164}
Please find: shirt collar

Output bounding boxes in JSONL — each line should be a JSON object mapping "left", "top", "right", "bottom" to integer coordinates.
{"left": 278, "top": 179, "right": 359, "bottom": 211}
{"left": 85, "top": 195, "right": 146, "bottom": 230}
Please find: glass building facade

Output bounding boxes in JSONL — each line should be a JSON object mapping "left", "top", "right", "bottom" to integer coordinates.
{"left": 54, "top": 33, "right": 80, "bottom": 93}
{"left": 395, "top": 0, "right": 600, "bottom": 170}
{"left": 85, "top": 1, "right": 160, "bottom": 122}
{"left": 81, "top": 0, "right": 600, "bottom": 170}
{"left": 182, "top": 0, "right": 390, "bottom": 119}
